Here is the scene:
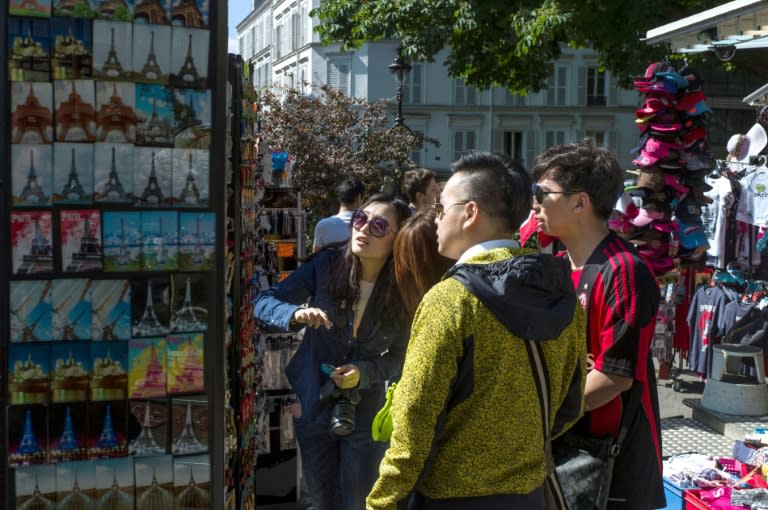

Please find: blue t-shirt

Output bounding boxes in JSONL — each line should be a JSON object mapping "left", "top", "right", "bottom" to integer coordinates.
{"left": 313, "top": 211, "right": 353, "bottom": 249}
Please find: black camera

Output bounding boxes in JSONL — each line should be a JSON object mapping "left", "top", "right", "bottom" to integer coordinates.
{"left": 319, "top": 379, "right": 360, "bottom": 437}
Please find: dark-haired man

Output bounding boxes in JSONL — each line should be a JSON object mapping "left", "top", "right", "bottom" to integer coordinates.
{"left": 531, "top": 140, "right": 665, "bottom": 510}
{"left": 403, "top": 168, "right": 439, "bottom": 213}
{"left": 367, "top": 152, "right": 585, "bottom": 510}
{"left": 313, "top": 178, "right": 364, "bottom": 252}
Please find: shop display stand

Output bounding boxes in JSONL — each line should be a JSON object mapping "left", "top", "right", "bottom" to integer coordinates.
{"left": 1, "top": 0, "right": 228, "bottom": 505}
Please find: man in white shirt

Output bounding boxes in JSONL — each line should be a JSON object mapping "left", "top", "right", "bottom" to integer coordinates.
{"left": 313, "top": 179, "right": 364, "bottom": 252}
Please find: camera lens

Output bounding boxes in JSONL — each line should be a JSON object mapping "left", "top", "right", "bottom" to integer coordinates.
{"left": 330, "top": 400, "right": 356, "bottom": 437}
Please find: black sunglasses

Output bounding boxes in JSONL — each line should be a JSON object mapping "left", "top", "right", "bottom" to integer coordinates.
{"left": 531, "top": 183, "right": 582, "bottom": 204}
{"left": 351, "top": 209, "right": 395, "bottom": 238}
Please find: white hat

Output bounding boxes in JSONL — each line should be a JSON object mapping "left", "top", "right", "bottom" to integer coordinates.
{"left": 727, "top": 123, "right": 768, "bottom": 164}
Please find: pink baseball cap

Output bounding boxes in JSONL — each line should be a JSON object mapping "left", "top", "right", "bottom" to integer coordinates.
{"left": 632, "top": 138, "right": 680, "bottom": 167}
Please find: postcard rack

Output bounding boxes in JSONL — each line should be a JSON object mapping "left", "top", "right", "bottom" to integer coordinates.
{"left": 0, "top": 0, "right": 228, "bottom": 506}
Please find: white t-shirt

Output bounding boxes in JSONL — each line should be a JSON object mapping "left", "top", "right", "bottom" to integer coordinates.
{"left": 703, "top": 176, "right": 734, "bottom": 268}
{"left": 736, "top": 170, "right": 768, "bottom": 226}
{"left": 353, "top": 280, "right": 375, "bottom": 337}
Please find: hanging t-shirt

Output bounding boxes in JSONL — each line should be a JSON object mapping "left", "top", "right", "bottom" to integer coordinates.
{"left": 736, "top": 169, "right": 768, "bottom": 226}
{"left": 687, "top": 285, "right": 730, "bottom": 374}
{"left": 720, "top": 300, "right": 757, "bottom": 336}
{"left": 704, "top": 176, "right": 735, "bottom": 268}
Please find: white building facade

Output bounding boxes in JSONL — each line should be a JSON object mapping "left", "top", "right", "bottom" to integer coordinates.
{"left": 236, "top": 0, "right": 642, "bottom": 174}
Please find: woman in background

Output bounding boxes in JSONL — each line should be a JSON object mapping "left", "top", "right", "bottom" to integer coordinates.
{"left": 252, "top": 193, "right": 411, "bottom": 510}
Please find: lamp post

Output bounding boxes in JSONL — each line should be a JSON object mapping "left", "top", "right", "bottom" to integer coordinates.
{"left": 388, "top": 46, "right": 411, "bottom": 130}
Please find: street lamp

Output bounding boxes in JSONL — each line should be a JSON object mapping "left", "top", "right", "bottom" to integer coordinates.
{"left": 388, "top": 46, "right": 411, "bottom": 130}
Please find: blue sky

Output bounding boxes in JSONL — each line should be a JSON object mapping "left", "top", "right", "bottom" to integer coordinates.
{"left": 227, "top": 2, "right": 251, "bottom": 53}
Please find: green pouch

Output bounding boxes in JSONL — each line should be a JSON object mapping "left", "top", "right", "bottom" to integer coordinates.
{"left": 371, "top": 382, "right": 397, "bottom": 442}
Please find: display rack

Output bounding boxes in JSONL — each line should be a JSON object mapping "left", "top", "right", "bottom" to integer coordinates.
{"left": 1, "top": 0, "right": 228, "bottom": 505}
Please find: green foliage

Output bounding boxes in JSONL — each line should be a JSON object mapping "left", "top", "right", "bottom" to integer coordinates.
{"left": 259, "top": 83, "right": 437, "bottom": 220}
{"left": 312, "top": 0, "right": 716, "bottom": 92}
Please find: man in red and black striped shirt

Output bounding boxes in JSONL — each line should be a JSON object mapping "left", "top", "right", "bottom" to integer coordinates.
{"left": 532, "top": 140, "right": 665, "bottom": 510}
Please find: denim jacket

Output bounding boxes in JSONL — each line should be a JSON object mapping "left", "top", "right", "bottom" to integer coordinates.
{"left": 252, "top": 248, "right": 410, "bottom": 426}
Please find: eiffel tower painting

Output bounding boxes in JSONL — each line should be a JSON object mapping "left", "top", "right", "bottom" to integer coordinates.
{"left": 139, "top": 152, "right": 166, "bottom": 205}
{"left": 60, "top": 147, "right": 87, "bottom": 201}
{"left": 172, "top": 30, "right": 206, "bottom": 88}
{"left": 51, "top": 405, "right": 88, "bottom": 462}
{"left": 139, "top": 31, "right": 162, "bottom": 81}
{"left": 172, "top": 278, "right": 205, "bottom": 331}
{"left": 173, "top": 400, "right": 204, "bottom": 453}
{"left": 178, "top": 152, "right": 200, "bottom": 205}
{"left": 129, "top": 401, "right": 164, "bottom": 455}
{"left": 98, "top": 146, "right": 131, "bottom": 202}
{"left": 55, "top": 79, "right": 96, "bottom": 141}
{"left": 65, "top": 212, "right": 103, "bottom": 271}
{"left": 137, "top": 91, "right": 173, "bottom": 145}
{"left": 97, "top": 82, "right": 138, "bottom": 142}
{"left": 134, "top": 0, "right": 168, "bottom": 24}
{"left": 102, "top": 27, "right": 123, "bottom": 77}
{"left": 15, "top": 213, "right": 54, "bottom": 275}
{"left": 18, "top": 149, "right": 49, "bottom": 204}
{"left": 133, "top": 281, "right": 169, "bottom": 337}
{"left": 11, "top": 82, "right": 53, "bottom": 144}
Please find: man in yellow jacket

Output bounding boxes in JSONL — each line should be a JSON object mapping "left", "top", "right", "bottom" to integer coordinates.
{"left": 367, "top": 153, "right": 586, "bottom": 510}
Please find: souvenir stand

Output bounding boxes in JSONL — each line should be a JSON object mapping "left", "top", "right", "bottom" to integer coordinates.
{"left": 224, "top": 55, "right": 305, "bottom": 508}
{"left": 1, "top": 0, "right": 228, "bottom": 504}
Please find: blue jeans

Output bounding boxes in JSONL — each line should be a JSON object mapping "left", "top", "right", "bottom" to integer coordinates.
{"left": 294, "top": 416, "right": 387, "bottom": 510}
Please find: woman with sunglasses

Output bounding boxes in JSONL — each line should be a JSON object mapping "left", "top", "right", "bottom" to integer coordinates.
{"left": 252, "top": 193, "right": 411, "bottom": 510}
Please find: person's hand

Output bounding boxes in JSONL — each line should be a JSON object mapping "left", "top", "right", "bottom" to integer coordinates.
{"left": 292, "top": 307, "right": 333, "bottom": 329}
{"left": 331, "top": 364, "right": 360, "bottom": 389}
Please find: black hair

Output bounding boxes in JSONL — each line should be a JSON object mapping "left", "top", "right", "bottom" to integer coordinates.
{"left": 531, "top": 139, "right": 623, "bottom": 220}
{"left": 449, "top": 152, "right": 532, "bottom": 231}
{"left": 336, "top": 179, "right": 365, "bottom": 206}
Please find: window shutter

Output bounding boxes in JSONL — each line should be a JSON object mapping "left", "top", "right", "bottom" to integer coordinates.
{"left": 412, "top": 64, "right": 422, "bottom": 105}
{"left": 285, "top": 17, "right": 292, "bottom": 53}
{"left": 467, "top": 86, "right": 476, "bottom": 105}
{"left": 467, "top": 131, "right": 476, "bottom": 151}
{"left": 558, "top": 68, "right": 566, "bottom": 105}
{"left": 577, "top": 66, "right": 587, "bottom": 107}
{"left": 546, "top": 75, "right": 555, "bottom": 105}
{"left": 455, "top": 80, "right": 464, "bottom": 105}
{"left": 525, "top": 131, "right": 537, "bottom": 170}
{"left": 607, "top": 72, "right": 617, "bottom": 106}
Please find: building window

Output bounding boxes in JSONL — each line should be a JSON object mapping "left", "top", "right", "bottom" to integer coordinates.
{"left": 300, "top": 2, "right": 308, "bottom": 46}
{"left": 544, "top": 130, "right": 566, "bottom": 148}
{"left": 454, "top": 79, "right": 476, "bottom": 106}
{"left": 275, "top": 24, "right": 283, "bottom": 58}
{"left": 546, "top": 67, "right": 567, "bottom": 105}
{"left": 239, "top": 36, "right": 244, "bottom": 57}
{"left": 505, "top": 90, "right": 525, "bottom": 106}
{"left": 403, "top": 63, "right": 423, "bottom": 105}
{"left": 328, "top": 58, "right": 351, "bottom": 95}
{"left": 587, "top": 68, "right": 607, "bottom": 106}
{"left": 453, "top": 129, "right": 477, "bottom": 161}
{"left": 585, "top": 130, "right": 606, "bottom": 146}
{"left": 291, "top": 12, "right": 300, "bottom": 51}
{"left": 503, "top": 131, "right": 524, "bottom": 162}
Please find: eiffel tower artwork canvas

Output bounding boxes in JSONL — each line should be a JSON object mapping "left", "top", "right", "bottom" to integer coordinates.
{"left": 173, "top": 88, "right": 210, "bottom": 149}
{"left": 134, "top": 0, "right": 169, "bottom": 24}
{"left": 11, "top": 82, "right": 54, "bottom": 144}
{"left": 94, "top": 457, "right": 135, "bottom": 508}
{"left": 170, "top": 274, "right": 207, "bottom": 331}
{"left": 87, "top": 401, "right": 128, "bottom": 457}
{"left": 53, "top": 0, "right": 95, "bottom": 18}
{"left": 129, "top": 337, "right": 167, "bottom": 397}
{"left": 60, "top": 209, "right": 103, "bottom": 272}
{"left": 9, "top": 0, "right": 52, "bottom": 17}
{"left": 141, "top": 210, "right": 178, "bottom": 270}
{"left": 10, "top": 280, "right": 53, "bottom": 342}
{"left": 134, "top": 455, "right": 174, "bottom": 510}
{"left": 178, "top": 212, "right": 214, "bottom": 270}
{"left": 172, "top": 149, "right": 208, "bottom": 206}
{"left": 53, "top": 143, "right": 94, "bottom": 204}
{"left": 173, "top": 455, "right": 211, "bottom": 507}
{"left": 135, "top": 83, "right": 174, "bottom": 146}
{"left": 51, "top": 17, "right": 93, "bottom": 79}
{"left": 11, "top": 210, "right": 54, "bottom": 275}
{"left": 55, "top": 460, "right": 96, "bottom": 508}
{"left": 8, "top": 343, "right": 50, "bottom": 406}
{"left": 96, "top": 81, "right": 138, "bottom": 142}
{"left": 8, "top": 17, "right": 51, "bottom": 81}
{"left": 132, "top": 24, "right": 170, "bottom": 83}
{"left": 127, "top": 399, "right": 167, "bottom": 455}
{"left": 12, "top": 144, "right": 52, "bottom": 206}
{"left": 171, "top": 397, "right": 207, "bottom": 453}
{"left": 8, "top": 405, "right": 48, "bottom": 465}
{"left": 51, "top": 278, "right": 92, "bottom": 341}
{"left": 94, "top": 142, "right": 134, "bottom": 202}
{"left": 170, "top": 0, "right": 207, "bottom": 27}
{"left": 50, "top": 341, "right": 91, "bottom": 402}
{"left": 102, "top": 211, "right": 141, "bottom": 271}
{"left": 170, "top": 27, "right": 207, "bottom": 89}
{"left": 166, "top": 333, "right": 203, "bottom": 393}
{"left": 49, "top": 404, "right": 88, "bottom": 462}
{"left": 92, "top": 0, "right": 133, "bottom": 22}
{"left": 54, "top": 79, "right": 97, "bottom": 141}
{"left": 93, "top": 20, "right": 133, "bottom": 80}
{"left": 135, "top": 147, "right": 172, "bottom": 206}
{"left": 14, "top": 464, "right": 56, "bottom": 509}
{"left": 91, "top": 279, "right": 132, "bottom": 339}
{"left": 131, "top": 277, "right": 171, "bottom": 337}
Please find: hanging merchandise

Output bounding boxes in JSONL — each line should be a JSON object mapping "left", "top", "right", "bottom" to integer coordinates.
{"left": 611, "top": 62, "right": 715, "bottom": 276}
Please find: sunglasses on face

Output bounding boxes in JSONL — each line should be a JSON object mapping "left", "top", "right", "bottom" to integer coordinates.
{"left": 351, "top": 209, "right": 395, "bottom": 238}
{"left": 531, "top": 183, "right": 582, "bottom": 204}
{"left": 431, "top": 201, "right": 470, "bottom": 220}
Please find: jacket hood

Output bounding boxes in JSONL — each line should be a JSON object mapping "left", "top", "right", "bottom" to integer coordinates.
{"left": 447, "top": 249, "right": 577, "bottom": 341}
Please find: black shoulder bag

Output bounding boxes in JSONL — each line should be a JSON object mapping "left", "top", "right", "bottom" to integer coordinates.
{"left": 535, "top": 261, "right": 644, "bottom": 510}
